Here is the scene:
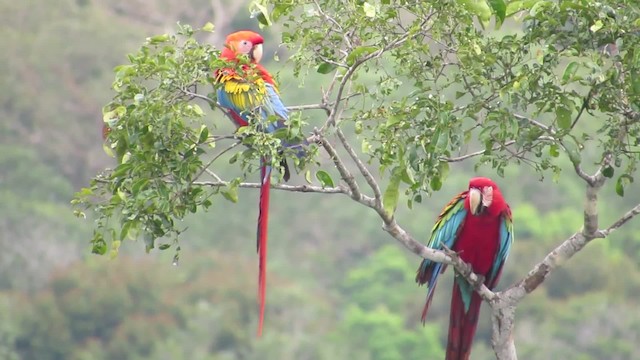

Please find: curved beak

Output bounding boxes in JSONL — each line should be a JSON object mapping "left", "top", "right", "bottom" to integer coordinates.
{"left": 469, "top": 188, "right": 483, "bottom": 215}
{"left": 251, "top": 43, "right": 263, "bottom": 63}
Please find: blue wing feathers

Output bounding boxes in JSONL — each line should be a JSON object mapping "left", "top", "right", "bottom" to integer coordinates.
{"left": 489, "top": 208, "right": 513, "bottom": 285}
{"left": 417, "top": 194, "right": 467, "bottom": 284}
{"left": 416, "top": 193, "right": 467, "bottom": 322}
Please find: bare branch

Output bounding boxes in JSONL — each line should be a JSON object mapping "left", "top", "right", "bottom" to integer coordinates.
{"left": 513, "top": 113, "right": 555, "bottom": 134}
{"left": 179, "top": 87, "right": 215, "bottom": 106}
{"left": 335, "top": 127, "right": 383, "bottom": 205}
{"left": 601, "top": 203, "right": 640, "bottom": 237}
{"left": 194, "top": 180, "right": 347, "bottom": 194}
{"left": 191, "top": 141, "right": 241, "bottom": 185}
{"left": 287, "top": 103, "right": 330, "bottom": 112}
{"left": 442, "top": 140, "right": 516, "bottom": 162}
{"left": 315, "top": 130, "right": 375, "bottom": 207}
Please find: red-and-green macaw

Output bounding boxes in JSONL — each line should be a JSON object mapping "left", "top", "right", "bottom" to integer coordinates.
{"left": 416, "top": 177, "right": 513, "bottom": 360}
{"left": 214, "top": 30, "right": 305, "bottom": 336}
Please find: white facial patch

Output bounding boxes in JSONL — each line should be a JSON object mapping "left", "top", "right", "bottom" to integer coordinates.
{"left": 237, "top": 40, "right": 253, "bottom": 55}
{"left": 482, "top": 186, "right": 493, "bottom": 208}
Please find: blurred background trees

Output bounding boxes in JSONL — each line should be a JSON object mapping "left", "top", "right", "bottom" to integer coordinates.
{"left": 1, "top": 0, "right": 639, "bottom": 359}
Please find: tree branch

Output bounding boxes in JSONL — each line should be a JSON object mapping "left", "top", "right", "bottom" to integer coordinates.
{"left": 315, "top": 130, "right": 375, "bottom": 207}
{"left": 490, "top": 153, "right": 615, "bottom": 359}
{"left": 441, "top": 140, "right": 516, "bottom": 162}
{"left": 600, "top": 202, "right": 640, "bottom": 237}
{"left": 194, "top": 180, "right": 347, "bottom": 194}
{"left": 287, "top": 103, "right": 330, "bottom": 112}
{"left": 325, "top": 23, "right": 426, "bottom": 127}
{"left": 335, "top": 127, "right": 383, "bottom": 206}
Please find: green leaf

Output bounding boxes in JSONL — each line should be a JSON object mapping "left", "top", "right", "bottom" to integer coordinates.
{"left": 316, "top": 170, "right": 335, "bottom": 188}
{"left": 346, "top": 46, "right": 379, "bottom": 66}
{"left": 555, "top": 106, "right": 572, "bottom": 130}
{"left": 563, "top": 139, "right": 581, "bottom": 165}
{"left": 317, "top": 62, "right": 337, "bottom": 74}
{"left": 383, "top": 169, "right": 402, "bottom": 217}
{"left": 304, "top": 170, "right": 312, "bottom": 184}
{"left": 457, "top": 0, "right": 492, "bottom": 21}
{"left": 111, "top": 163, "right": 133, "bottom": 178}
{"left": 561, "top": 61, "right": 579, "bottom": 85}
{"left": 120, "top": 221, "right": 132, "bottom": 241}
{"left": 549, "top": 144, "right": 560, "bottom": 157}
{"left": 158, "top": 244, "right": 171, "bottom": 250}
{"left": 201, "top": 22, "right": 214, "bottom": 32}
{"left": 132, "top": 179, "right": 149, "bottom": 195}
{"left": 251, "top": 2, "right": 273, "bottom": 27}
{"left": 257, "top": 12, "right": 270, "bottom": 26}
{"left": 144, "top": 233, "right": 155, "bottom": 253}
{"left": 590, "top": 20, "right": 603, "bottom": 32}
{"left": 630, "top": 69, "right": 640, "bottom": 96}
{"left": 192, "top": 104, "right": 204, "bottom": 116}
{"left": 103, "top": 143, "right": 115, "bottom": 157}
{"left": 221, "top": 183, "right": 239, "bottom": 203}
{"left": 92, "top": 234, "right": 107, "bottom": 255}
{"left": 615, "top": 175, "right": 634, "bottom": 197}
{"left": 197, "top": 125, "right": 209, "bottom": 144}
{"left": 505, "top": 0, "right": 541, "bottom": 16}
{"left": 430, "top": 175, "right": 443, "bottom": 191}
{"left": 386, "top": 115, "right": 402, "bottom": 128}
{"left": 147, "top": 34, "right": 169, "bottom": 44}
{"left": 400, "top": 167, "right": 415, "bottom": 185}
{"left": 363, "top": 2, "right": 376, "bottom": 17}
{"left": 361, "top": 139, "right": 372, "bottom": 154}
{"left": 355, "top": 120, "right": 363, "bottom": 134}
{"left": 602, "top": 166, "right": 614, "bottom": 178}
{"left": 487, "top": 0, "right": 506, "bottom": 26}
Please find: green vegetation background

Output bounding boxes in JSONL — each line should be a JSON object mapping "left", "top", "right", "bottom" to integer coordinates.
{"left": 1, "top": 0, "right": 639, "bottom": 359}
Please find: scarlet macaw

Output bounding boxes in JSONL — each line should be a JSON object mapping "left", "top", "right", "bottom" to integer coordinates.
{"left": 214, "top": 30, "right": 305, "bottom": 336}
{"left": 416, "top": 177, "right": 513, "bottom": 360}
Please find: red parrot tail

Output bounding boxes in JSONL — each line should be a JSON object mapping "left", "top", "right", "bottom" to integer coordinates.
{"left": 256, "top": 158, "right": 271, "bottom": 337}
{"left": 447, "top": 284, "right": 482, "bottom": 360}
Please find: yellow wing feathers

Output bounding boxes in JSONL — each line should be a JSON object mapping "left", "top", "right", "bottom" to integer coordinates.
{"left": 216, "top": 71, "right": 268, "bottom": 111}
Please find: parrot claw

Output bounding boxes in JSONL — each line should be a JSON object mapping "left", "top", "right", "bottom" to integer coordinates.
{"left": 472, "top": 274, "right": 486, "bottom": 289}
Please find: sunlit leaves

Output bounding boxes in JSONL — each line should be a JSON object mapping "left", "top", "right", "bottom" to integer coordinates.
{"left": 75, "top": 25, "right": 225, "bottom": 257}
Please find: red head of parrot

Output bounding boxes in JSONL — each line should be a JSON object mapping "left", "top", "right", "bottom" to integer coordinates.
{"left": 466, "top": 177, "right": 506, "bottom": 217}
{"left": 221, "top": 30, "right": 265, "bottom": 64}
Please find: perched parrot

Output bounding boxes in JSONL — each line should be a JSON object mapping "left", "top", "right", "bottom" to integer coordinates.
{"left": 416, "top": 177, "right": 513, "bottom": 360}
{"left": 214, "top": 30, "right": 306, "bottom": 336}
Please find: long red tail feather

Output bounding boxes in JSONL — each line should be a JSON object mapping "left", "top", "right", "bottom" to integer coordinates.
{"left": 447, "top": 284, "right": 482, "bottom": 360}
{"left": 257, "top": 160, "right": 271, "bottom": 337}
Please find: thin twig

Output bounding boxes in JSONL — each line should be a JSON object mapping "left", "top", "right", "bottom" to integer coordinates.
{"left": 190, "top": 141, "right": 241, "bottom": 185}
{"left": 287, "top": 103, "right": 331, "bottom": 112}
{"left": 442, "top": 140, "right": 517, "bottom": 162}
{"left": 513, "top": 114, "right": 554, "bottom": 134}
